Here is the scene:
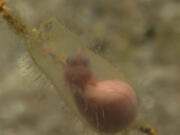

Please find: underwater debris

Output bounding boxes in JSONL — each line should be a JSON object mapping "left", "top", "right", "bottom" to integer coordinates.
{"left": 139, "top": 123, "right": 158, "bottom": 135}
{"left": 0, "top": 0, "right": 37, "bottom": 38}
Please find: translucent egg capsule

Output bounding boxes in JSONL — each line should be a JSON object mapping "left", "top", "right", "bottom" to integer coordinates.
{"left": 29, "top": 18, "right": 137, "bottom": 133}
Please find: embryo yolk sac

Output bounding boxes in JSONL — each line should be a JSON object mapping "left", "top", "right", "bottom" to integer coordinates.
{"left": 81, "top": 80, "right": 137, "bottom": 133}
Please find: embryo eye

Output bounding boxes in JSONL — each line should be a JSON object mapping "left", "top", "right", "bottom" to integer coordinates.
{"left": 66, "top": 54, "right": 89, "bottom": 66}
{"left": 81, "top": 58, "right": 89, "bottom": 66}
{"left": 66, "top": 57, "right": 75, "bottom": 65}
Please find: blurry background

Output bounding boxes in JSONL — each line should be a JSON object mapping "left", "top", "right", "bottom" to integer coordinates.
{"left": 0, "top": 0, "right": 180, "bottom": 135}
